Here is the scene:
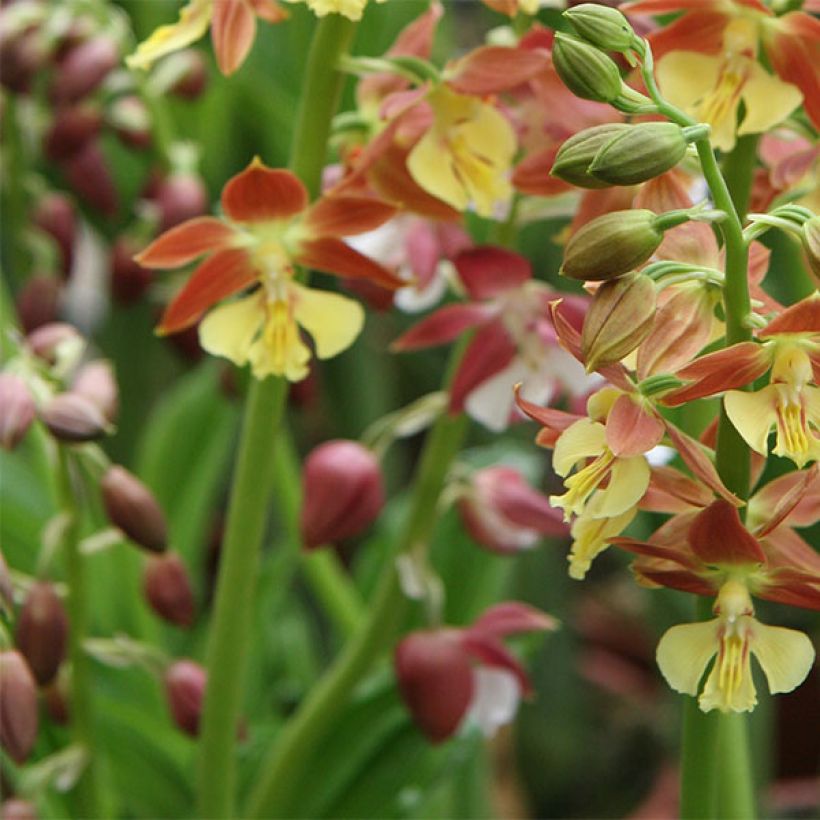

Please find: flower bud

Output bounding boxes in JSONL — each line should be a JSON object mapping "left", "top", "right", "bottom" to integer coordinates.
{"left": 164, "top": 660, "right": 206, "bottom": 736}
{"left": 2, "top": 799, "right": 38, "bottom": 820}
{"left": 153, "top": 173, "right": 209, "bottom": 232}
{"left": 71, "top": 360, "right": 118, "bottom": 423}
{"left": 564, "top": 4, "right": 638, "bottom": 52}
{"left": 802, "top": 215, "right": 820, "bottom": 281}
{"left": 43, "top": 672, "right": 70, "bottom": 725}
{"left": 63, "top": 141, "right": 118, "bottom": 217}
{"left": 101, "top": 466, "right": 168, "bottom": 553}
{"left": 33, "top": 193, "right": 76, "bottom": 278}
{"left": 589, "top": 123, "right": 693, "bottom": 185}
{"left": 43, "top": 104, "right": 103, "bottom": 163}
{"left": 395, "top": 630, "right": 473, "bottom": 743}
{"left": 0, "top": 551, "right": 13, "bottom": 617}
{"left": 552, "top": 124, "right": 630, "bottom": 188}
{"left": 552, "top": 33, "right": 623, "bottom": 103}
{"left": 561, "top": 209, "right": 663, "bottom": 281}
{"left": 15, "top": 275, "right": 61, "bottom": 333}
{"left": 40, "top": 392, "right": 110, "bottom": 443}
{"left": 49, "top": 36, "right": 119, "bottom": 104}
{"left": 143, "top": 552, "right": 196, "bottom": 628}
{"left": 0, "top": 26, "right": 47, "bottom": 94}
{"left": 108, "top": 96, "right": 152, "bottom": 150}
{"left": 0, "top": 373, "right": 36, "bottom": 451}
{"left": 582, "top": 273, "right": 657, "bottom": 371}
{"left": 167, "top": 50, "right": 208, "bottom": 99}
{"left": 26, "top": 322, "right": 83, "bottom": 365}
{"left": 15, "top": 581, "right": 68, "bottom": 686}
{"left": 300, "top": 440, "right": 385, "bottom": 549}
{"left": 110, "top": 237, "right": 153, "bottom": 305}
{"left": 0, "top": 651, "right": 38, "bottom": 763}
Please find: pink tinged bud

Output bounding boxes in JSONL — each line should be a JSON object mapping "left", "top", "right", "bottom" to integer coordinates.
{"left": 108, "top": 96, "right": 152, "bottom": 150}
{"left": 43, "top": 104, "right": 103, "bottom": 163}
{"left": 33, "top": 192, "right": 77, "bottom": 278}
{"left": 100, "top": 466, "right": 168, "bottom": 553}
{"left": 15, "top": 581, "right": 68, "bottom": 686}
{"left": 71, "top": 360, "right": 118, "bottom": 423}
{"left": 26, "top": 322, "right": 82, "bottom": 364}
{"left": 300, "top": 441, "right": 385, "bottom": 549}
{"left": 63, "top": 141, "right": 118, "bottom": 217}
{"left": 153, "top": 173, "right": 209, "bottom": 232}
{"left": 0, "top": 373, "right": 36, "bottom": 450}
{"left": 43, "top": 676, "right": 70, "bottom": 725}
{"left": 143, "top": 553, "right": 196, "bottom": 628}
{"left": 40, "top": 392, "right": 109, "bottom": 443}
{"left": 110, "top": 237, "right": 153, "bottom": 305}
{"left": 395, "top": 631, "right": 474, "bottom": 743}
{"left": 459, "top": 467, "right": 567, "bottom": 555}
{"left": 15, "top": 275, "right": 61, "bottom": 334}
{"left": 167, "top": 50, "right": 209, "bottom": 100}
{"left": 0, "top": 651, "right": 39, "bottom": 764}
{"left": 2, "top": 799, "right": 38, "bottom": 820}
{"left": 49, "top": 37, "right": 119, "bottom": 104}
{"left": 164, "top": 660, "right": 206, "bottom": 736}
{"left": 0, "top": 27, "right": 47, "bottom": 94}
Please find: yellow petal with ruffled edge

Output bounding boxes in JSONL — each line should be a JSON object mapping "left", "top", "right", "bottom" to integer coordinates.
{"left": 247, "top": 299, "right": 311, "bottom": 382}
{"left": 738, "top": 62, "right": 803, "bottom": 140}
{"left": 724, "top": 386, "right": 777, "bottom": 456}
{"left": 656, "top": 620, "right": 718, "bottom": 696}
{"left": 589, "top": 455, "right": 649, "bottom": 519}
{"left": 408, "top": 128, "right": 470, "bottom": 213}
{"left": 291, "top": 283, "right": 364, "bottom": 361}
{"left": 750, "top": 621, "right": 815, "bottom": 695}
{"left": 198, "top": 292, "right": 264, "bottom": 367}
{"left": 567, "top": 506, "right": 636, "bottom": 580}
{"left": 551, "top": 418, "right": 607, "bottom": 477}
{"left": 126, "top": 0, "right": 213, "bottom": 71}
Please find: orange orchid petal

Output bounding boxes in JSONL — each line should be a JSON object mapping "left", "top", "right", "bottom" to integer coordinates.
{"left": 221, "top": 160, "right": 308, "bottom": 223}
{"left": 605, "top": 395, "right": 665, "bottom": 457}
{"left": 392, "top": 303, "right": 494, "bottom": 351}
{"left": 303, "top": 196, "right": 397, "bottom": 238}
{"left": 211, "top": 0, "right": 256, "bottom": 76}
{"left": 512, "top": 145, "right": 572, "bottom": 197}
{"left": 135, "top": 218, "right": 238, "bottom": 268}
{"left": 760, "top": 292, "right": 820, "bottom": 337}
{"left": 688, "top": 500, "right": 767, "bottom": 566}
{"left": 454, "top": 247, "right": 532, "bottom": 301}
{"left": 296, "top": 237, "right": 403, "bottom": 290}
{"left": 514, "top": 384, "right": 584, "bottom": 442}
{"left": 641, "top": 466, "right": 714, "bottom": 513}
{"left": 250, "top": 0, "right": 289, "bottom": 23}
{"left": 645, "top": 10, "right": 729, "bottom": 58}
{"left": 158, "top": 248, "right": 256, "bottom": 334}
{"left": 446, "top": 45, "right": 549, "bottom": 95}
{"left": 754, "top": 464, "right": 819, "bottom": 538}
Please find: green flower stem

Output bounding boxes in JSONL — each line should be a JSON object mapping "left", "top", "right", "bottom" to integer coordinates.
{"left": 720, "top": 134, "right": 759, "bottom": 220}
{"left": 717, "top": 713, "right": 757, "bottom": 820}
{"left": 57, "top": 448, "right": 100, "bottom": 818}
{"left": 246, "top": 352, "right": 470, "bottom": 818}
{"left": 1, "top": 95, "right": 32, "bottom": 289}
{"left": 197, "top": 377, "right": 287, "bottom": 818}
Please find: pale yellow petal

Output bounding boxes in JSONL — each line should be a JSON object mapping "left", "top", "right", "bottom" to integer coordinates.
{"left": 699, "top": 652, "right": 757, "bottom": 712}
{"left": 248, "top": 299, "right": 311, "bottom": 382}
{"left": 567, "top": 507, "right": 636, "bottom": 580}
{"left": 724, "top": 387, "right": 777, "bottom": 455}
{"left": 552, "top": 418, "right": 607, "bottom": 477}
{"left": 656, "top": 52, "right": 722, "bottom": 115}
{"left": 590, "top": 454, "right": 649, "bottom": 519}
{"left": 750, "top": 621, "right": 815, "bottom": 695}
{"left": 126, "top": 0, "right": 213, "bottom": 71}
{"left": 198, "top": 293, "right": 263, "bottom": 367}
{"left": 302, "top": 0, "right": 368, "bottom": 20}
{"left": 738, "top": 63, "right": 803, "bottom": 138}
{"left": 292, "top": 283, "right": 364, "bottom": 360}
{"left": 407, "top": 129, "right": 469, "bottom": 212}
{"left": 657, "top": 620, "right": 718, "bottom": 696}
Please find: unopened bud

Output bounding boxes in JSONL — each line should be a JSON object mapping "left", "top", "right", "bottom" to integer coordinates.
{"left": 2, "top": 799, "right": 38, "bottom": 820}
{"left": 100, "top": 466, "right": 168, "bottom": 553}
{"left": 582, "top": 273, "right": 657, "bottom": 371}
{"left": 33, "top": 192, "right": 76, "bottom": 278}
{"left": 0, "top": 373, "right": 36, "bottom": 450}
{"left": 0, "top": 651, "right": 39, "bottom": 763}
{"left": 589, "top": 123, "right": 699, "bottom": 185}
{"left": 802, "top": 215, "right": 820, "bottom": 280}
{"left": 552, "top": 33, "right": 623, "bottom": 103}
{"left": 552, "top": 124, "right": 630, "bottom": 188}
{"left": 167, "top": 50, "right": 208, "bottom": 99}
{"left": 561, "top": 209, "right": 664, "bottom": 281}
{"left": 40, "top": 392, "right": 110, "bottom": 442}
{"left": 564, "top": 4, "right": 638, "bottom": 52}
{"left": 16, "top": 581, "right": 68, "bottom": 686}
{"left": 300, "top": 440, "right": 385, "bottom": 549}
{"left": 43, "top": 104, "right": 103, "bottom": 163}
{"left": 15, "top": 275, "right": 61, "bottom": 333}
{"left": 64, "top": 141, "right": 119, "bottom": 217}
{"left": 110, "top": 237, "right": 153, "bottom": 304}
{"left": 143, "top": 552, "right": 196, "bottom": 628}
{"left": 43, "top": 672, "right": 70, "bottom": 725}
{"left": 0, "top": 551, "right": 13, "bottom": 617}
{"left": 50, "top": 36, "right": 119, "bottom": 104}
{"left": 108, "top": 95, "right": 152, "bottom": 150}
{"left": 153, "top": 173, "right": 208, "bottom": 232}
{"left": 164, "top": 660, "right": 206, "bottom": 736}
{"left": 395, "top": 630, "right": 473, "bottom": 743}
{"left": 71, "top": 360, "right": 118, "bottom": 423}
{"left": 26, "top": 322, "right": 83, "bottom": 365}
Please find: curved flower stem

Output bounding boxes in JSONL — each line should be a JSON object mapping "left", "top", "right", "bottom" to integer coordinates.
{"left": 57, "top": 447, "right": 100, "bottom": 818}
{"left": 245, "top": 347, "right": 469, "bottom": 819}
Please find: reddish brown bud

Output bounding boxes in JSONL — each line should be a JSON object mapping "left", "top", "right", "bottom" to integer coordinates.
{"left": 395, "top": 630, "right": 474, "bottom": 743}
{"left": 110, "top": 237, "right": 153, "bottom": 304}
{"left": 167, "top": 50, "right": 208, "bottom": 99}
{"left": 0, "top": 551, "right": 13, "bottom": 617}
{"left": 0, "top": 373, "right": 36, "bottom": 451}
{"left": 100, "top": 466, "right": 168, "bottom": 552}
{"left": 164, "top": 660, "right": 206, "bottom": 736}
{"left": 33, "top": 192, "right": 76, "bottom": 277}
{"left": 15, "top": 275, "right": 61, "bottom": 333}
{"left": 153, "top": 173, "right": 208, "bottom": 232}
{"left": 108, "top": 96, "right": 152, "bottom": 150}
{"left": 63, "top": 141, "right": 118, "bottom": 217}
{"left": 2, "top": 799, "right": 38, "bottom": 820}
{"left": 50, "top": 36, "right": 119, "bottom": 104}
{"left": 0, "top": 27, "right": 46, "bottom": 94}
{"left": 0, "top": 651, "right": 39, "bottom": 763}
{"left": 26, "top": 322, "right": 82, "bottom": 364}
{"left": 71, "top": 360, "right": 118, "bottom": 423}
{"left": 16, "top": 581, "right": 68, "bottom": 686}
{"left": 300, "top": 440, "right": 385, "bottom": 549}
{"left": 43, "top": 104, "right": 103, "bottom": 163}
{"left": 143, "top": 553, "right": 196, "bottom": 628}
{"left": 40, "top": 392, "right": 109, "bottom": 442}
{"left": 43, "top": 674, "right": 70, "bottom": 725}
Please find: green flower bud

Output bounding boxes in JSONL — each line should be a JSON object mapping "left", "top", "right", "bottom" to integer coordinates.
{"left": 802, "top": 215, "right": 820, "bottom": 280}
{"left": 552, "top": 33, "right": 623, "bottom": 103}
{"left": 564, "top": 4, "right": 638, "bottom": 53}
{"left": 561, "top": 209, "right": 664, "bottom": 281}
{"left": 551, "top": 124, "right": 631, "bottom": 188}
{"left": 589, "top": 122, "right": 690, "bottom": 186}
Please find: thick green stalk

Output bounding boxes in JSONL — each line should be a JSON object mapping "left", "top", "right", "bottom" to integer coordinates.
{"left": 57, "top": 448, "right": 100, "bottom": 818}
{"left": 716, "top": 714, "right": 757, "bottom": 820}
{"left": 197, "top": 378, "right": 287, "bottom": 818}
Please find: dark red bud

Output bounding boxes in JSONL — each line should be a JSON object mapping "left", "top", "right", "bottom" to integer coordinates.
{"left": 143, "top": 553, "right": 196, "bottom": 628}
{"left": 43, "top": 674, "right": 70, "bottom": 725}
{"left": 26, "top": 321, "right": 82, "bottom": 364}
{"left": 50, "top": 36, "right": 119, "bottom": 104}
{"left": 40, "top": 392, "right": 109, "bottom": 442}
{"left": 2, "top": 799, "right": 38, "bottom": 820}
{"left": 0, "top": 651, "right": 39, "bottom": 763}
{"left": 71, "top": 360, "right": 118, "bottom": 423}
{"left": 16, "top": 581, "right": 68, "bottom": 686}
{"left": 154, "top": 173, "right": 208, "bottom": 232}
{"left": 63, "top": 141, "right": 118, "bottom": 217}
{"left": 15, "top": 274, "right": 61, "bottom": 333}
{"left": 0, "top": 373, "right": 36, "bottom": 451}
{"left": 43, "top": 104, "right": 103, "bottom": 162}
{"left": 395, "top": 630, "right": 474, "bottom": 743}
{"left": 164, "top": 660, "right": 206, "bottom": 736}
{"left": 0, "top": 28, "right": 46, "bottom": 94}
{"left": 300, "top": 440, "right": 385, "bottom": 549}
{"left": 33, "top": 192, "right": 76, "bottom": 278}
{"left": 100, "top": 466, "right": 168, "bottom": 552}
{"left": 167, "top": 50, "right": 209, "bottom": 99}
{"left": 108, "top": 95, "right": 152, "bottom": 150}
{"left": 110, "top": 237, "right": 153, "bottom": 304}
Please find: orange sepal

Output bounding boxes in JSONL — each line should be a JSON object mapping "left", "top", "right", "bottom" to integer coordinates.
{"left": 759, "top": 292, "right": 820, "bottom": 337}
{"left": 446, "top": 46, "right": 549, "bottom": 95}
{"left": 688, "top": 500, "right": 766, "bottom": 566}
{"left": 221, "top": 160, "right": 308, "bottom": 223}
{"left": 605, "top": 395, "right": 664, "bottom": 457}
{"left": 512, "top": 146, "right": 572, "bottom": 197}
{"left": 296, "top": 237, "right": 404, "bottom": 290}
{"left": 250, "top": 0, "right": 288, "bottom": 23}
{"left": 158, "top": 248, "right": 257, "bottom": 334}
{"left": 135, "top": 218, "right": 238, "bottom": 268}
{"left": 211, "top": 0, "right": 256, "bottom": 76}
{"left": 303, "top": 196, "right": 397, "bottom": 238}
